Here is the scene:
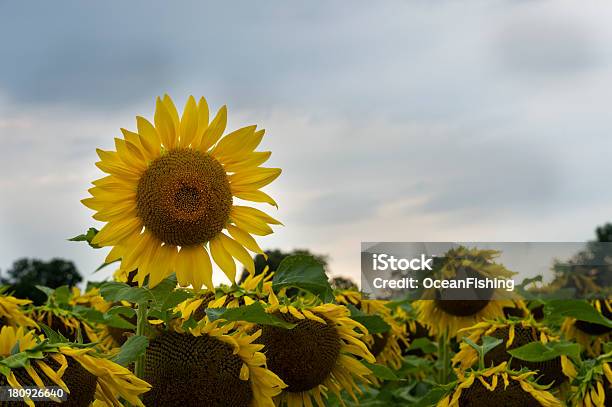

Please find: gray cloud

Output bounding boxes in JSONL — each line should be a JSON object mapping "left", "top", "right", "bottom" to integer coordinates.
{"left": 2, "top": 0, "right": 612, "bottom": 283}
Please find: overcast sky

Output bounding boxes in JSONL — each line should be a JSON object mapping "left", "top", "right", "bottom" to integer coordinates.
{"left": 2, "top": 0, "right": 612, "bottom": 285}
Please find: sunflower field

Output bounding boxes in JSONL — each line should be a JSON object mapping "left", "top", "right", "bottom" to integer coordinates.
{"left": 1, "top": 95, "right": 611, "bottom": 407}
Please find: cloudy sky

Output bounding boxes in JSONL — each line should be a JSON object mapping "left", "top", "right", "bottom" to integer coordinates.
{"left": 1, "top": 0, "right": 612, "bottom": 285}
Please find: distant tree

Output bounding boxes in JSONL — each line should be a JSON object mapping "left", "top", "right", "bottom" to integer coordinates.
{"left": 330, "top": 276, "right": 358, "bottom": 291}
{"left": 0, "top": 258, "right": 82, "bottom": 305}
{"left": 238, "top": 249, "right": 329, "bottom": 283}
{"left": 596, "top": 223, "right": 612, "bottom": 242}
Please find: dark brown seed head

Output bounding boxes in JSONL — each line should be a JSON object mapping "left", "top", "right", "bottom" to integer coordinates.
{"left": 143, "top": 331, "right": 252, "bottom": 407}
{"left": 256, "top": 312, "right": 341, "bottom": 393}
{"left": 458, "top": 375, "right": 542, "bottom": 407}
{"left": 137, "top": 149, "right": 232, "bottom": 247}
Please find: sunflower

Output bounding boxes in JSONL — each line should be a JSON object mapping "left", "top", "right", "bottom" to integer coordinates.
{"left": 143, "top": 319, "right": 285, "bottom": 407}
{"left": 565, "top": 355, "right": 612, "bottom": 407}
{"left": 335, "top": 290, "right": 407, "bottom": 371}
{"left": 30, "top": 303, "right": 115, "bottom": 352}
{"left": 82, "top": 95, "right": 282, "bottom": 290}
{"left": 257, "top": 291, "right": 375, "bottom": 406}
{"left": 69, "top": 286, "right": 111, "bottom": 314}
{"left": 0, "top": 293, "right": 37, "bottom": 328}
{"left": 453, "top": 318, "right": 568, "bottom": 386}
{"left": 414, "top": 247, "right": 516, "bottom": 338}
{"left": 437, "top": 362, "right": 563, "bottom": 407}
{"left": 0, "top": 326, "right": 149, "bottom": 406}
{"left": 561, "top": 299, "right": 612, "bottom": 356}
{"left": 391, "top": 303, "right": 433, "bottom": 357}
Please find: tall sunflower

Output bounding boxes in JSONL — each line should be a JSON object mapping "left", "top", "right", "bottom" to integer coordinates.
{"left": 0, "top": 326, "right": 149, "bottom": 406}
{"left": 437, "top": 362, "right": 562, "bottom": 407}
{"left": 82, "top": 95, "right": 281, "bottom": 290}
{"left": 561, "top": 299, "right": 612, "bottom": 357}
{"left": 453, "top": 318, "right": 568, "bottom": 386}
{"left": 257, "top": 292, "right": 375, "bottom": 406}
{"left": 143, "top": 319, "right": 285, "bottom": 407}
{"left": 414, "top": 247, "right": 516, "bottom": 338}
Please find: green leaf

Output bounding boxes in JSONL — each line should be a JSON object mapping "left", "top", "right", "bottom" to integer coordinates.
{"left": 362, "top": 360, "right": 399, "bottom": 380}
{"left": 411, "top": 384, "right": 455, "bottom": 407}
{"left": 206, "top": 303, "right": 296, "bottom": 329}
{"left": 68, "top": 227, "right": 101, "bottom": 249}
{"left": 35, "top": 285, "right": 54, "bottom": 299}
{"left": 99, "top": 282, "right": 153, "bottom": 305}
{"left": 160, "top": 289, "right": 192, "bottom": 312}
{"left": 54, "top": 285, "right": 71, "bottom": 305}
{"left": 481, "top": 336, "right": 503, "bottom": 356}
{"left": 408, "top": 338, "right": 437, "bottom": 354}
{"left": 111, "top": 335, "right": 149, "bottom": 367}
{"left": 546, "top": 300, "right": 612, "bottom": 328}
{"left": 1, "top": 352, "right": 33, "bottom": 369}
{"left": 508, "top": 341, "right": 581, "bottom": 362}
{"left": 38, "top": 323, "right": 69, "bottom": 344}
{"left": 347, "top": 304, "right": 391, "bottom": 334}
{"left": 272, "top": 255, "right": 334, "bottom": 302}
{"left": 148, "top": 275, "right": 179, "bottom": 306}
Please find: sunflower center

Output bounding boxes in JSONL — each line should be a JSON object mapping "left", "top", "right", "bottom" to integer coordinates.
{"left": 257, "top": 312, "right": 341, "bottom": 393}
{"left": 435, "top": 268, "right": 494, "bottom": 316}
{"left": 369, "top": 332, "right": 389, "bottom": 357}
{"left": 484, "top": 325, "right": 563, "bottom": 386}
{"left": 575, "top": 301, "right": 612, "bottom": 336}
{"left": 458, "top": 377, "right": 542, "bottom": 407}
{"left": 144, "top": 331, "right": 253, "bottom": 407}
{"left": 136, "top": 149, "right": 232, "bottom": 247}
{"left": 0, "top": 357, "right": 97, "bottom": 407}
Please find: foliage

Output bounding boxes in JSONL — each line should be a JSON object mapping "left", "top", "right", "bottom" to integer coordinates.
{"left": 0, "top": 258, "right": 82, "bottom": 305}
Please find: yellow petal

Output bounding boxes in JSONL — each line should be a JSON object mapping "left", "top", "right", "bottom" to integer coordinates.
{"left": 176, "top": 245, "right": 213, "bottom": 291}
{"left": 147, "top": 244, "right": 178, "bottom": 287}
{"left": 162, "top": 94, "right": 181, "bottom": 131}
{"left": 210, "top": 236, "right": 236, "bottom": 282}
{"left": 191, "top": 97, "right": 210, "bottom": 148}
{"left": 155, "top": 96, "right": 177, "bottom": 149}
{"left": 199, "top": 105, "right": 227, "bottom": 152}
{"left": 179, "top": 95, "right": 199, "bottom": 147}
{"left": 219, "top": 233, "right": 255, "bottom": 275}
{"left": 91, "top": 217, "right": 142, "bottom": 246}
{"left": 226, "top": 224, "right": 264, "bottom": 255}
{"left": 135, "top": 116, "right": 161, "bottom": 158}
{"left": 233, "top": 189, "right": 278, "bottom": 207}
{"left": 211, "top": 125, "right": 257, "bottom": 158}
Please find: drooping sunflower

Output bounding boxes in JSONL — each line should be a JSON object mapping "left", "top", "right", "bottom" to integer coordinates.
{"left": 30, "top": 301, "right": 114, "bottom": 352}
{"left": 561, "top": 299, "right": 612, "bottom": 356}
{"left": 142, "top": 319, "right": 285, "bottom": 407}
{"left": 0, "top": 326, "right": 150, "bottom": 406}
{"left": 453, "top": 318, "right": 568, "bottom": 386}
{"left": 69, "top": 286, "right": 111, "bottom": 314}
{"left": 257, "top": 292, "right": 375, "bottom": 406}
{"left": 82, "top": 95, "right": 282, "bottom": 290}
{"left": 335, "top": 290, "right": 407, "bottom": 371}
{"left": 174, "top": 269, "right": 274, "bottom": 330}
{"left": 564, "top": 355, "right": 612, "bottom": 407}
{"left": 414, "top": 247, "right": 516, "bottom": 338}
{"left": 0, "top": 293, "right": 37, "bottom": 328}
{"left": 392, "top": 303, "right": 433, "bottom": 357}
{"left": 437, "top": 362, "right": 563, "bottom": 407}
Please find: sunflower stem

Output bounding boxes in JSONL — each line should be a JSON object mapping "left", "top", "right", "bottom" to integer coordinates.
{"left": 438, "top": 331, "right": 449, "bottom": 384}
{"left": 134, "top": 303, "right": 147, "bottom": 380}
